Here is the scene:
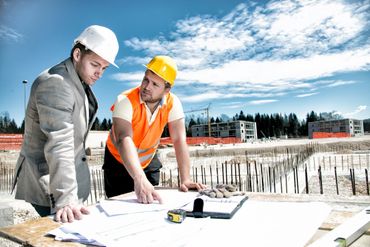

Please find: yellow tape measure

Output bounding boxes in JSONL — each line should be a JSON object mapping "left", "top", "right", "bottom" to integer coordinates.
{"left": 167, "top": 209, "right": 186, "bottom": 223}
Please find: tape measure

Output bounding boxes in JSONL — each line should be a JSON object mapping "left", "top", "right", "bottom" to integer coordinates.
{"left": 167, "top": 209, "right": 186, "bottom": 223}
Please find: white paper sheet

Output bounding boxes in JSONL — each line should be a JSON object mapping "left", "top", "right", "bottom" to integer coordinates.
{"left": 185, "top": 201, "right": 332, "bottom": 247}
{"left": 51, "top": 206, "right": 210, "bottom": 247}
{"left": 48, "top": 190, "right": 331, "bottom": 247}
{"left": 48, "top": 227, "right": 105, "bottom": 246}
{"left": 99, "top": 190, "right": 198, "bottom": 216}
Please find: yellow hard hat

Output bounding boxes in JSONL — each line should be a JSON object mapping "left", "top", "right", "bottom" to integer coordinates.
{"left": 145, "top": 56, "right": 177, "bottom": 86}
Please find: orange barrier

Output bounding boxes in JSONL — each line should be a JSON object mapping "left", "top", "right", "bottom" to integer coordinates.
{"left": 160, "top": 137, "right": 242, "bottom": 146}
{"left": 312, "top": 132, "right": 350, "bottom": 139}
{"left": 0, "top": 134, "right": 242, "bottom": 150}
{"left": 0, "top": 134, "right": 23, "bottom": 150}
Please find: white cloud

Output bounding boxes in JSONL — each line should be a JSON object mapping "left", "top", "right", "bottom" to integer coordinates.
{"left": 180, "top": 91, "right": 249, "bottom": 103}
{"left": 180, "top": 92, "right": 222, "bottom": 103}
{"left": 0, "top": 25, "right": 23, "bottom": 42}
{"left": 116, "top": 56, "right": 151, "bottom": 67}
{"left": 325, "top": 80, "right": 358, "bottom": 87}
{"left": 343, "top": 105, "right": 368, "bottom": 117}
{"left": 111, "top": 72, "right": 142, "bottom": 82}
{"left": 122, "top": 0, "right": 369, "bottom": 63}
{"left": 312, "top": 79, "right": 359, "bottom": 88}
{"left": 261, "top": 0, "right": 365, "bottom": 56}
{"left": 220, "top": 102, "right": 246, "bottom": 109}
{"left": 113, "top": 0, "right": 370, "bottom": 104}
{"left": 249, "top": 99, "right": 278, "bottom": 105}
{"left": 178, "top": 48, "right": 370, "bottom": 85}
{"left": 296, "top": 92, "right": 319, "bottom": 98}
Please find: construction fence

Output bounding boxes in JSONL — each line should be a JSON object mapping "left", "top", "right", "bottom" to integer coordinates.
{"left": 1, "top": 142, "right": 369, "bottom": 206}
{"left": 0, "top": 134, "right": 23, "bottom": 150}
{"left": 160, "top": 137, "right": 242, "bottom": 146}
{"left": 312, "top": 132, "right": 351, "bottom": 139}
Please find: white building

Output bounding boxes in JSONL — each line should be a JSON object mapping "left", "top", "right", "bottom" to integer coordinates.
{"left": 308, "top": 118, "right": 364, "bottom": 139}
{"left": 191, "top": 120, "right": 258, "bottom": 142}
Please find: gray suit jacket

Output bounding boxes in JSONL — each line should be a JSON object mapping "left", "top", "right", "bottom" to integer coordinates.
{"left": 13, "top": 58, "right": 98, "bottom": 213}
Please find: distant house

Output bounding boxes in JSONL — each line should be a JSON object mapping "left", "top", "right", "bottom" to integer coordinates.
{"left": 363, "top": 118, "right": 370, "bottom": 133}
{"left": 308, "top": 118, "right": 364, "bottom": 139}
{"left": 191, "top": 120, "right": 257, "bottom": 142}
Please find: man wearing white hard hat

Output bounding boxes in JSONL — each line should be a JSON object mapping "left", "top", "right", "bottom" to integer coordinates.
{"left": 12, "top": 25, "right": 119, "bottom": 223}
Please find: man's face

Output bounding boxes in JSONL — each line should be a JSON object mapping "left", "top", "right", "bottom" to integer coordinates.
{"left": 73, "top": 48, "right": 110, "bottom": 86}
{"left": 140, "top": 70, "right": 170, "bottom": 104}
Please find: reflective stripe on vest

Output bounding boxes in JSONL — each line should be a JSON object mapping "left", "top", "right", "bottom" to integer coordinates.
{"left": 106, "top": 86, "right": 174, "bottom": 169}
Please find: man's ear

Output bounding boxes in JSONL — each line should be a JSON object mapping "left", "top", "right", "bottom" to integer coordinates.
{"left": 164, "top": 87, "right": 171, "bottom": 95}
{"left": 72, "top": 48, "right": 81, "bottom": 62}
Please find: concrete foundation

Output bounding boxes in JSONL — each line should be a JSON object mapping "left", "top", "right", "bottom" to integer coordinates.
{"left": 0, "top": 205, "right": 13, "bottom": 227}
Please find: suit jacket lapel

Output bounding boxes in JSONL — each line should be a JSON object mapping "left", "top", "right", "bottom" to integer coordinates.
{"left": 64, "top": 58, "right": 98, "bottom": 133}
{"left": 64, "top": 58, "right": 89, "bottom": 130}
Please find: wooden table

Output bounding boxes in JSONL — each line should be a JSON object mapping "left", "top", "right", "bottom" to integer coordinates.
{"left": 0, "top": 217, "right": 78, "bottom": 246}
{"left": 1, "top": 192, "right": 369, "bottom": 247}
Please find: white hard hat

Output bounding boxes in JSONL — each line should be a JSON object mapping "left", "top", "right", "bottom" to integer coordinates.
{"left": 74, "top": 25, "right": 119, "bottom": 68}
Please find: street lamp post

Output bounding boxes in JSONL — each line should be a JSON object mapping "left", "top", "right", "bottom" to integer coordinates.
{"left": 22, "top": 80, "right": 28, "bottom": 114}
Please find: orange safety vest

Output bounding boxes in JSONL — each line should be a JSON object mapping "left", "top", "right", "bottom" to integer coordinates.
{"left": 106, "top": 86, "right": 174, "bottom": 169}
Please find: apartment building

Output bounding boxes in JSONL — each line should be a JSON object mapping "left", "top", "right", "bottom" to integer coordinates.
{"left": 191, "top": 120, "right": 257, "bottom": 142}
{"left": 308, "top": 118, "right": 364, "bottom": 139}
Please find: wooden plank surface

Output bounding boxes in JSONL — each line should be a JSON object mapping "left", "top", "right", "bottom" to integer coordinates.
{"left": 0, "top": 217, "right": 80, "bottom": 246}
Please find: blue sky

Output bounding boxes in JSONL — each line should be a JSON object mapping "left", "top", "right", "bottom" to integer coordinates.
{"left": 1, "top": 0, "right": 369, "bottom": 126}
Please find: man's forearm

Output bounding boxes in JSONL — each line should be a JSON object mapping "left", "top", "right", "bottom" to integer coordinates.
{"left": 116, "top": 135, "right": 145, "bottom": 180}
{"left": 173, "top": 139, "right": 191, "bottom": 183}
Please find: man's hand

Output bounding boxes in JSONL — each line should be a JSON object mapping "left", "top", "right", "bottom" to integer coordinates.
{"left": 54, "top": 204, "right": 90, "bottom": 223}
{"left": 134, "top": 175, "right": 163, "bottom": 204}
{"left": 179, "top": 180, "right": 207, "bottom": 192}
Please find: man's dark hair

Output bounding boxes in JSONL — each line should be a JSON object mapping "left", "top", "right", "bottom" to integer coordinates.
{"left": 165, "top": 82, "right": 172, "bottom": 89}
{"left": 70, "top": 43, "right": 92, "bottom": 59}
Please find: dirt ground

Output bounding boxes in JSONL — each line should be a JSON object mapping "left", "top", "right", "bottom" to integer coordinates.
{"left": 1, "top": 135, "right": 370, "bottom": 246}
{"left": 0, "top": 192, "right": 40, "bottom": 247}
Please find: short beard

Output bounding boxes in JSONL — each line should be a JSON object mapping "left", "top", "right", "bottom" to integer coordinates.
{"left": 140, "top": 91, "right": 161, "bottom": 104}
{"left": 144, "top": 97, "right": 161, "bottom": 104}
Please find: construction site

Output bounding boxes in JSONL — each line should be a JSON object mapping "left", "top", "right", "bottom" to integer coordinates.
{"left": 2, "top": 0, "right": 370, "bottom": 245}
{"left": 0, "top": 132, "right": 370, "bottom": 246}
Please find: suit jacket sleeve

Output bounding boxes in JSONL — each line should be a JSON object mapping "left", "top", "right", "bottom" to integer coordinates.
{"left": 35, "top": 74, "right": 78, "bottom": 210}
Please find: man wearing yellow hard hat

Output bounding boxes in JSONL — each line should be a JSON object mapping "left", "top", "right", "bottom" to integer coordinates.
{"left": 103, "top": 55, "right": 206, "bottom": 203}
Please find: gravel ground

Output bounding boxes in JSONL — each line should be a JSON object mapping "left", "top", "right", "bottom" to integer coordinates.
{"left": 1, "top": 136, "right": 369, "bottom": 246}
{"left": 0, "top": 192, "right": 40, "bottom": 247}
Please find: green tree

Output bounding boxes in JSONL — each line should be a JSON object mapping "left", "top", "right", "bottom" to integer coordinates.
{"left": 246, "top": 114, "right": 254, "bottom": 122}
{"left": 92, "top": 117, "right": 101, "bottom": 130}
{"left": 288, "top": 113, "right": 299, "bottom": 137}
{"left": 298, "top": 119, "right": 307, "bottom": 137}
{"left": 187, "top": 118, "right": 197, "bottom": 137}
{"left": 20, "top": 120, "right": 25, "bottom": 133}
{"left": 254, "top": 113, "right": 263, "bottom": 138}
{"left": 0, "top": 112, "right": 21, "bottom": 133}
{"left": 273, "top": 113, "right": 284, "bottom": 137}
{"left": 101, "top": 118, "right": 109, "bottom": 130}
{"left": 238, "top": 110, "right": 246, "bottom": 120}
{"left": 307, "top": 111, "right": 319, "bottom": 123}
